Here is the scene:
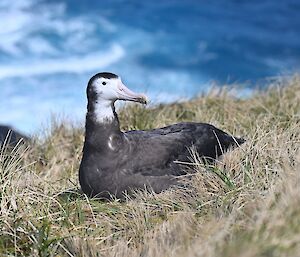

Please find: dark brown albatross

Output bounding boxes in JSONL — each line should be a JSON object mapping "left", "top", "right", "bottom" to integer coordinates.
{"left": 79, "top": 72, "right": 245, "bottom": 199}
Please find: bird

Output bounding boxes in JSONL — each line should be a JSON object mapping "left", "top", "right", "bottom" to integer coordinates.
{"left": 79, "top": 72, "right": 245, "bottom": 199}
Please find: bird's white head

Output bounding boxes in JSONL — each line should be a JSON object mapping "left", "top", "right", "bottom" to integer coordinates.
{"left": 88, "top": 72, "right": 147, "bottom": 104}
{"left": 87, "top": 72, "right": 147, "bottom": 123}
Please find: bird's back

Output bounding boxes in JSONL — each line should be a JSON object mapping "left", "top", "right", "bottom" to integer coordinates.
{"left": 123, "top": 122, "right": 244, "bottom": 176}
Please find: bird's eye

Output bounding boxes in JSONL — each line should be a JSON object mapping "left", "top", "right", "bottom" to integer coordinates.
{"left": 102, "top": 82, "right": 106, "bottom": 85}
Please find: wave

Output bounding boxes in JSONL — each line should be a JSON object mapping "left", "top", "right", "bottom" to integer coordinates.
{"left": 0, "top": 44, "right": 125, "bottom": 79}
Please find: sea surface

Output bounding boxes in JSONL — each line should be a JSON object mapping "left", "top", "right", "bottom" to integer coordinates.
{"left": 1, "top": 0, "right": 300, "bottom": 134}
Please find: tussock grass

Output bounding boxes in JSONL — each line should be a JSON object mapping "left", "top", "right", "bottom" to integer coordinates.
{"left": 0, "top": 76, "right": 299, "bottom": 256}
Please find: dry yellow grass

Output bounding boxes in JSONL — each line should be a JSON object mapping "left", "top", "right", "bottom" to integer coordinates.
{"left": 0, "top": 75, "right": 299, "bottom": 256}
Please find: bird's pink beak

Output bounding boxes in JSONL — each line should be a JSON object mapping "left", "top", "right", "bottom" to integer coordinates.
{"left": 117, "top": 82, "right": 148, "bottom": 104}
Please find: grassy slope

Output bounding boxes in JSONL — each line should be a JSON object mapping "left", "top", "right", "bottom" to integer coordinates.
{"left": 0, "top": 76, "right": 300, "bottom": 257}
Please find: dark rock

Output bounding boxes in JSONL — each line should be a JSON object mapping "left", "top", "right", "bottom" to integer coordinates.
{"left": 0, "top": 125, "right": 29, "bottom": 147}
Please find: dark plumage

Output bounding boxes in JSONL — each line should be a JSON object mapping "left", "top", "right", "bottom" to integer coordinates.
{"left": 79, "top": 72, "right": 245, "bottom": 199}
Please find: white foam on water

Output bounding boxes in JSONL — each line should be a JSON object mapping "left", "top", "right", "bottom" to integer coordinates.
{"left": 0, "top": 0, "right": 116, "bottom": 59}
{"left": 0, "top": 44, "right": 125, "bottom": 79}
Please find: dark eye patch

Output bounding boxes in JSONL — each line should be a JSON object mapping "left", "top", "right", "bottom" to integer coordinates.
{"left": 102, "top": 82, "right": 106, "bottom": 85}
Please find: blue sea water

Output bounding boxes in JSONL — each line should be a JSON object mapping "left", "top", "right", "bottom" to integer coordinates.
{"left": 1, "top": 0, "right": 300, "bottom": 134}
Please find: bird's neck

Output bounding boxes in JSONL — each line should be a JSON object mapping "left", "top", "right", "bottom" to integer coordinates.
{"left": 90, "top": 99, "right": 116, "bottom": 124}
{"left": 85, "top": 99, "right": 121, "bottom": 147}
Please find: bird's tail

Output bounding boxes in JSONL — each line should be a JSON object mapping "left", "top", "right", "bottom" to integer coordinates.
{"left": 221, "top": 133, "right": 246, "bottom": 149}
{"left": 234, "top": 136, "right": 246, "bottom": 145}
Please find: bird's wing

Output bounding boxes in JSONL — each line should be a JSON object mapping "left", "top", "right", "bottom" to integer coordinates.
{"left": 122, "top": 122, "right": 239, "bottom": 176}
{"left": 125, "top": 123, "right": 217, "bottom": 175}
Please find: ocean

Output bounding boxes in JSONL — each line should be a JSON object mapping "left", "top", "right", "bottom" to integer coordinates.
{"left": 1, "top": 0, "right": 300, "bottom": 134}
